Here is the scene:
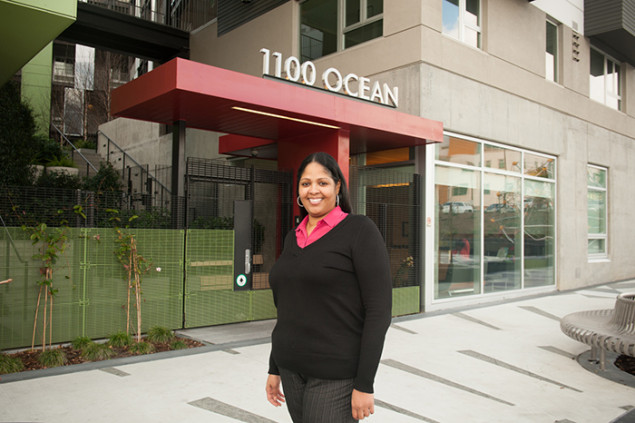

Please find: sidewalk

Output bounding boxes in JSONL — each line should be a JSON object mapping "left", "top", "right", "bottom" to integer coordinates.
{"left": 1, "top": 281, "right": 634, "bottom": 422}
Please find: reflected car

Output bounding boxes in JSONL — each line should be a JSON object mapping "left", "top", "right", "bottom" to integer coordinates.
{"left": 441, "top": 202, "right": 474, "bottom": 213}
{"left": 485, "top": 203, "right": 515, "bottom": 213}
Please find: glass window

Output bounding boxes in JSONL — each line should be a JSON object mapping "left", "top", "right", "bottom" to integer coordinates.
{"left": 346, "top": 0, "right": 361, "bottom": 26}
{"left": 435, "top": 134, "right": 557, "bottom": 299}
{"left": 367, "top": 0, "right": 383, "bottom": 17}
{"left": 484, "top": 144, "right": 521, "bottom": 173}
{"left": 301, "top": 0, "right": 338, "bottom": 61}
{"left": 343, "top": 0, "right": 383, "bottom": 49}
{"left": 483, "top": 174, "right": 522, "bottom": 292}
{"left": 524, "top": 179, "right": 555, "bottom": 287}
{"left": 301, "top": 0, "right": 383, "bottom": 61}
{"left": 442, "top": 0, "right": 481, "bottom": 48}
{"left": 345, "top": 19, "right": 383, "bottom": 49}
{"left": 546, "top": 19, "right": 558, "bottom": 83}
{"left": 436, "top": 134, "right": 481, "bottom": 167}
{"left": 590, "top": 48, "right": 622, "bottom": 110}
{"left": 435, "top": 166, "right": 481, "bottom": 299}
{"left": 587, "top": 165, "right": 607, "bottom": 257}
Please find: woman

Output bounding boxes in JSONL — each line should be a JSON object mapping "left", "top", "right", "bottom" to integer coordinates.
{"left": 265, "top": 152, "right": 392, "bottom": 422}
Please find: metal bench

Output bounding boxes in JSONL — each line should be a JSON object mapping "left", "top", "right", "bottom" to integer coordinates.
{"left": 560, "top": 292, "right": 635, "bottom": 370}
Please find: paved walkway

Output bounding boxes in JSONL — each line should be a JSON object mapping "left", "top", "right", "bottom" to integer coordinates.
{"left": 1, "top": 281, "right": 635, "bottom": 422}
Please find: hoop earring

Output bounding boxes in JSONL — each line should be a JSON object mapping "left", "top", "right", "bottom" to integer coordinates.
{"left": 336, "top": 195, "right": 340, "bottom": 207}
{"left": 297, "top": 196, "right": 304, "bottom": 208}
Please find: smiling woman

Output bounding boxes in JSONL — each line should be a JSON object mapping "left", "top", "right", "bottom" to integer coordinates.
{"left": 265, "top": 152, "right": 392, "bottom": 422}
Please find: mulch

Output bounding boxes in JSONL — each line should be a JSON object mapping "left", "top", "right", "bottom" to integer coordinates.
{"left": 5, "top": 341, "right": 635, "bottom": 377}
{"left": 615, "top": 354, "right": 635, "bottom": 376}
{"left": 4, "top": 337, "right": 204, "bottom": 373}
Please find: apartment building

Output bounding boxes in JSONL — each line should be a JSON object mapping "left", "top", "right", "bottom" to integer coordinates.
{"left": 104, "top": 0, "right": 635, "bottom": 314}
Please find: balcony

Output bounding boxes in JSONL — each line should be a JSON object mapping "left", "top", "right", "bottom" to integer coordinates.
{"left": 585, "top": 0, "right": 635, "bottom": 65}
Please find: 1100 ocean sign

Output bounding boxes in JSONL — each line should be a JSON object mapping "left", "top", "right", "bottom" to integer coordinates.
{"left": 260, "top": 48, "right": 399, "bottom": 108}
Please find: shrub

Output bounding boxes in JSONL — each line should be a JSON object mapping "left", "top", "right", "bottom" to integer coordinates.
{"left": 38, "top": 349, "right": 67, "bottom": 368}
{"left": 81, "top": 343, "right": 115, "bottom": 361}
{"left": 71, "top": 336, "right": 93, "bottom": 350}
{"left": 0, "top": 353, "right": 24, "bottom": 374}
{"left": 83, "top": 162, "right": 123, "bottom": 193}
{"left": 45, "top": 155, "right": 76, "bottom": 168}
{"left": 170, "top": 340, "right": 188, "bottom": 350}
{"left": 146, "top": 326, "right": 175, "bottom": 344}
{"left": 72, "top": 138, "right": 96, "bottom": 150}
{"left": 35, "top": 169, "right": 82, "bottom": 189}
{"left": 108, "top": 332, "right": 132, "bottom": 348}
{"left": 33, "top": 135, "right": 65, "bottom": 166}
{"left": 71, "top": 336, "right": 93, "bottom": 351}
{"left": 129, "top": 341, "right": 154, "bottom": 355}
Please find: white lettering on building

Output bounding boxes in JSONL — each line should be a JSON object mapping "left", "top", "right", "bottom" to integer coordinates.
{"left": 260, "top": 48, "right": 398, "bottom": 108}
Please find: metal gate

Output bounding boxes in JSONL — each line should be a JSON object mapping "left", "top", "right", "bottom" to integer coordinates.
{"left": 182, "top": 158, "right": 293, "bottom": 328}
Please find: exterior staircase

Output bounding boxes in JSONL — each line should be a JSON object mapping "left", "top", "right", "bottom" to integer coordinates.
{"left": 71, "top": 148, "right": 104, "bottom": 178}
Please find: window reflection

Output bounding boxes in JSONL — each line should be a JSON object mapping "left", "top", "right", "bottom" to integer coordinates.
{"left": 484, "top": 144, "right": 521, "bottom": 172}
{"left": 546, "top": 20, "right": 558, "bottom": 82}
{"left": 442, "top": 0, "right": 460, "bottom": 40}
{"left": 524, "top": 153, "right": 554, "bottom": 179}
{"left": 436, "top": 135, "right": 481, "bottom": 166}
{"left": 587, "top": 165, "right": 607, "bottom": 256}
{"left": 483, "top": 174, "right": 521, "bottom": 292}
{"left": 435, "top": 135, "right": 556, "bottom": 297}
{"left": 524, "top": 180, "right": 555, "bottom": 288}
{"left": 435, "top": 166, "right": 481, "bottom": 299}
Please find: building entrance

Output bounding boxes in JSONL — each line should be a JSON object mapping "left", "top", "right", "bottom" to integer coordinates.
{"left": 182, "top": 158, "right": 293, "bottom": 327}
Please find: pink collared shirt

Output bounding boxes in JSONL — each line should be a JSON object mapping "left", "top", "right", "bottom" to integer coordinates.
{"left": 295, "top": 206, "right": 348, "bottom": 248}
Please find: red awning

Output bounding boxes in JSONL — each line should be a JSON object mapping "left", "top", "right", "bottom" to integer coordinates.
{"left": 111, "top": 58, "right": 442, "bottom": 154}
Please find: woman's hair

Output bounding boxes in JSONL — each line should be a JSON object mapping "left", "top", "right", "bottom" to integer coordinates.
{"left": 297, "top": 152, "right": 352, "bottom": 218}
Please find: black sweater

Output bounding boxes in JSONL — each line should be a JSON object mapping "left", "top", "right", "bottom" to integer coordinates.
{"left": 268, "top": 214, "right": 392, "bottom": 393}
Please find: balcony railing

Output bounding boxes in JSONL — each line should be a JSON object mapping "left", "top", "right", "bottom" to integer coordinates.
{"left": 82, "top": 0, "right": 217, "bottom": 32}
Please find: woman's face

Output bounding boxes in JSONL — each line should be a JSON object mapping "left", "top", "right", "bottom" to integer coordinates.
{"left": 299, "top": 161, "right": 341, "bottom": 221}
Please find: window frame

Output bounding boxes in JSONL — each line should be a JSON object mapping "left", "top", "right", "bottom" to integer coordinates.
{"left": 545, "top": 18, "right": 559, "bottom": 83}
{"left": 587, "top": 164, "right": 608, "bottom": 260}
{"left": 341, "top": 0, "right": 384, "bottom": 49}
{"left": 442, "top": 0, "right": 482, "bottom": 49}
{"left": 300, "top": 0, "right": 383, "bottom": 61}
{"left": 589, "top": 47, "right": 622, "bottom": 110}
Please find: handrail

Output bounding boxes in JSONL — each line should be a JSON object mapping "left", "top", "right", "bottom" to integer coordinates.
{"left": 98, "top": 130, "right": 171, "bottom": 195}
{"left": 51, "top": 124, "right": 99, "bottom": 174}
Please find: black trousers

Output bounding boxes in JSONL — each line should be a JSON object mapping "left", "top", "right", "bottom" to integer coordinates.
{"left": 279, "top": 368, "right": 358, "bottom": 423}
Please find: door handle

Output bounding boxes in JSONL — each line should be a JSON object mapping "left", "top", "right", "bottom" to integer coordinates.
{"left": 245, "top": 249, "right": 251, "bottom": 274}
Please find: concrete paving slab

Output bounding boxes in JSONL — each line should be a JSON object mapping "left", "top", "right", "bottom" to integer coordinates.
{"left": 1, "top": 280, "right": 634, "bottom": 422}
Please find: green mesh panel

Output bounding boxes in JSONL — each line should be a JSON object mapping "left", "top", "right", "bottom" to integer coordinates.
{"left": 183, "top": 229, "right": 277, "bottom": 328}
{"left": 81, "top": 228, "right": 184, "bottom": 339}
{"left": 0, "top": 227, "right": 184, "bottom": 349}
{"left": 392, "top": 286, "right": 420, "bottom": 316}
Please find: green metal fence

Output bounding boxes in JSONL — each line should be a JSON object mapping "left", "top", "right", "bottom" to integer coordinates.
{"left": 0, "top": 226, "right": 276, "bottom": 350}
{"left": 183, "top": 229, "right": 275, "bottom": 328}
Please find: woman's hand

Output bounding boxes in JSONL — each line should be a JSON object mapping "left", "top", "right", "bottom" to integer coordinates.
{"left": 265, "top": 374, "right": 285, "bottom": 407}
{"left": 351, "top": 389, "right": 374, "bottom": 420}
